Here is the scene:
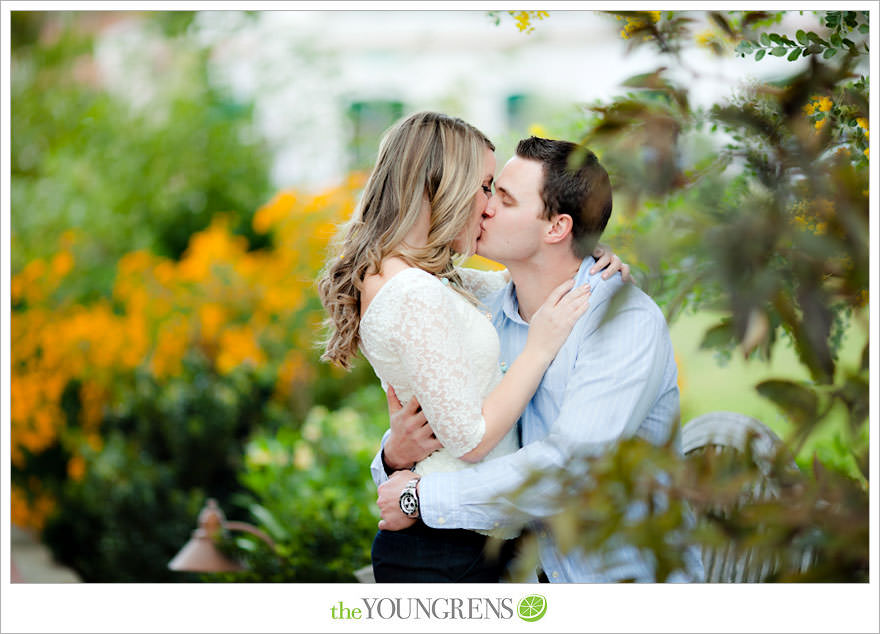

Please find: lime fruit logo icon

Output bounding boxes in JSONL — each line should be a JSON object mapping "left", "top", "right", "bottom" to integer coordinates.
{"left": 517, "top": 594, "right": 547, "bottom": 622}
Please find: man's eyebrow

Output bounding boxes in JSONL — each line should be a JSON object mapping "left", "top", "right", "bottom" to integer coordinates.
{"left": 495, "top": 183, "right": 516, "bottom": 201}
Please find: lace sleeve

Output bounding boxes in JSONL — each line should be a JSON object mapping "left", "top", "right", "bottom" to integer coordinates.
{"left": 456, "top": 267, "right": 509, "bottom": 301}
{"left": 387, "top": 279, "right": 487, "bottom": 458}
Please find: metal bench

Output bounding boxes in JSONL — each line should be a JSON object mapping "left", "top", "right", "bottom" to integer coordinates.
{"left": 682, "top": 411, "right": 813, "bottom": 582}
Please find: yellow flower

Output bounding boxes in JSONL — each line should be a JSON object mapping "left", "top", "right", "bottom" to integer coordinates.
{"left": 815, "top": 117, "right": 827, "bottom": 130}
{"left": 508, "top": 10, "right": 548, "bottom": 34}
{"left": 216, "top": 325, "right": 266, "bottom": 374}
{"left": 51, "top": 251, "right": 74, "bottom": 279}
{"left": 528, "top": 123, "right": 549, "bottom": 138}
{"left": 253, "top": 191, "right": 297, "bottom": 234}
{"left": 67, "top": 455, "right": 86, "bottom": 482}
{"left": 695, "top": 29, "right": 715, "bottom": 48}
{"left": 198, "top": 303, "right": 226, "bottom": 342}
{"left": 817, "top": 96, "right": 833, "bottom": 112}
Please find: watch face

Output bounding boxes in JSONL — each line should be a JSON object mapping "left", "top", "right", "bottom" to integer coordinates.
{"left": 399, "top": 491, "right": 418, "bottom": 516}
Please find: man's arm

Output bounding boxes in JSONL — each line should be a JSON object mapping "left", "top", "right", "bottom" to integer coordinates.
{"left": 381, "top": 283, "right": 671, "bottom": 530}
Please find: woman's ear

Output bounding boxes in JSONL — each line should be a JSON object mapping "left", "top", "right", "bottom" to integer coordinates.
{"left": 545, "top": 213, "right": 573, "bottom": 245}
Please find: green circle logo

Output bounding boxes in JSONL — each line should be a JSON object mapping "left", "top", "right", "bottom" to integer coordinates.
{"left": 517, "top": 594, "right": 547, "bottom": 622}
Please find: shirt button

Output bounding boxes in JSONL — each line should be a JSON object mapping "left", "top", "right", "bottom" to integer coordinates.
{"left": 437, "top": 517, "right": 446, "bottom": 525}
{"left": 552, "top": 571, "right": 559, "bottom": 579}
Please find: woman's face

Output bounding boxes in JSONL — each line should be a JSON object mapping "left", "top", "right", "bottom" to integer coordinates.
{"left": 452, "top": 146, "right": 497, "bottom": 256}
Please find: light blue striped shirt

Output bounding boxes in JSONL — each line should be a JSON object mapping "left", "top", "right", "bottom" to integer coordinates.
{"left": 372, "top": 257, "right": 704, "bottom": 582}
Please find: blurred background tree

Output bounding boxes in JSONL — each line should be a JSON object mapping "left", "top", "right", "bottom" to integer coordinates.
{"left": 11, "top": 11, "right": 273, "bottom": 301}
{"left": 504, "top": 9, "right": 868, "bottom": 582}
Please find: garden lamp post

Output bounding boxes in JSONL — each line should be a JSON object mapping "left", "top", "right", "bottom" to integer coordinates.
{"left": 168, "top": 498, "right": 276, "bottom": 573}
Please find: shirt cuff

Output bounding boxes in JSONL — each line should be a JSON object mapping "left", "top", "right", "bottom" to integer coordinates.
{"left": 369, "top": 430, "right": 392, "bottom": 487}
{"left": 418, "top": 471, "right": 461, "bottom": 529}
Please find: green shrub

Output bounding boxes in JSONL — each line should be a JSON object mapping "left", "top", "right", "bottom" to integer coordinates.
{"left": 41, "top": 354, "right": 286, "bottom": 582}
{"left": 209, "top": 385, "right": 389, "bottom": 582}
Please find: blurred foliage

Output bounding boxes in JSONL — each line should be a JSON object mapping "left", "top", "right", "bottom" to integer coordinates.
{"left": 208, "top": 386, "right": 388, "bottom": 582}
{"left": 502, "top": 9, "right": 868, "bottom": 582}
{"left": 508, "top": 429, "right": 867, "bottom": 583}
{"left": 10, "top": 11, "right": 273, "bottom": 300}
{"left": 11, "top": 151, "right": 377, "bottom": 577}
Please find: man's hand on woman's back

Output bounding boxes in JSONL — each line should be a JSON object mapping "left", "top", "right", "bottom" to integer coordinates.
{"left": 383, "top": 387, "right": 443, "bottom": 471}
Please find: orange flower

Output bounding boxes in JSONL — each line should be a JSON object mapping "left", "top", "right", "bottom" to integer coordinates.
{"left": 67, "top": 455, "right": 87, "bottom": 482}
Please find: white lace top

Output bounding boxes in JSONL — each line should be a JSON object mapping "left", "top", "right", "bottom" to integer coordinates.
{"left": 359, "top": 266, "right": 517, "bottom": 480}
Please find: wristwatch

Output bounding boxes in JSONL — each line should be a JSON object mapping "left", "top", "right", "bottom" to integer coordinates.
{"left": 399, "top": 478, "right": 420, "bottom": 518}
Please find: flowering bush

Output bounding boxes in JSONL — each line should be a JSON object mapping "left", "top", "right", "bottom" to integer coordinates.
{"left": 11, "top": 173, "right": 383, "bottom": 580}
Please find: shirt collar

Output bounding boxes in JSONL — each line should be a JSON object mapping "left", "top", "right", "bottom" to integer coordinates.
{"left": 499, "top": 257, "right": 596, "bottom": 326}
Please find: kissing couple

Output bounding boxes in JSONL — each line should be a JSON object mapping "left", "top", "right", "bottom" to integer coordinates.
{"left": 319, "top": 111, "right": 704, "bottom": 583}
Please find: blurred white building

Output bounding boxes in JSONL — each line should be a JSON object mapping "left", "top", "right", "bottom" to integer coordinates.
{"left": 98, "top": 9, "right": 817, "bottom": 189}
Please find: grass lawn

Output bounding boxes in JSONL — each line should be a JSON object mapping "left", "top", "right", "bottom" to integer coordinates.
{"left": 669, "top": 310, "right": 868, "bottom": 475}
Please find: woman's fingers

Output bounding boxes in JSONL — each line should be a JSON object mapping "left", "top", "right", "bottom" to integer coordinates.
{"left": 590, "top": 248, "right": 611, "bottom": 275}
{"left": 559, "top": 283, "right": 590, "bottom": 304}
{"left": 545, "top": 277, "right": 576, "bottom": 306}
{"left": 601, "top": 254, "right": 622, "bottom": 280}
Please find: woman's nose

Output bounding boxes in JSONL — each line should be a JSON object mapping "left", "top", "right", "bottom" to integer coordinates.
{"left": 483, "top": 196, "right": 497, "bottom": 217}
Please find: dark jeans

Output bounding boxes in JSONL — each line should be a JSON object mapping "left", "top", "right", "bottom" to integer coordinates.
{"left": 371, "top": 520, "right": 516, "bottom": 583}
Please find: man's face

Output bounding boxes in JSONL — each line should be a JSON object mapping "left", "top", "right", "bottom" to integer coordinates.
{"left": 476, "top": 156, "right": 547, "bottom": 265}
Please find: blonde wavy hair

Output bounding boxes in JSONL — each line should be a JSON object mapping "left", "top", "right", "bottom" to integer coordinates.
{"left": 317, "top": 111, "right": 495, "bottom": 369}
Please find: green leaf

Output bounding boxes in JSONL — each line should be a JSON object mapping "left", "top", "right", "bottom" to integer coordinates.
{"left": 699, "top": 320, "right": 735, "bottom": 350}
{"left": 858, "top": 23, "right": 869, "bottom": 34}
{"left": 830, "top": 33, "right": 842, "bottom": 47}
{"left": 769, "top": 33, "right": 783, "bottom": 44}
{"left": 760, "top": 32, "right": 771, "bottom": 46}
{"left": 756, "top": 379, "right": 819, "bottom": 426}
{"left": 249, "top": 503, "right": 290, "bottom": 541}
{"left": 823, "top": 47, "right": 837, "bottom": 58}
{"left": 755, "top": 48, "right": 766, "bottom": 61}
{"left": 796, "top": 29, "right": 808, "bottom": 45}
{"left": 771, "top": 46, "right": 788, "bottom": 56}
{"left": 621, "top": 69, "right": 670, "bottom": 89}
{"left": 787, "top": 48, "right": 801, "bottom": 61}
{"left": 709, "top": 12, "right": 735, "bottom": 39}
{"left": 807, "top": 31, "right": 827, "bottom": 45}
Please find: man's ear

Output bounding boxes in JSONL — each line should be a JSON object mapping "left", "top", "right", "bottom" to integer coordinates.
{"left": 545, "top": 213, "right": 573, "bottom": 245}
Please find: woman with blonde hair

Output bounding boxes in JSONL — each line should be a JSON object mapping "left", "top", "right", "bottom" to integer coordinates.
{"left": 318, "top": 111, "right": 623, "bottom": 582}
